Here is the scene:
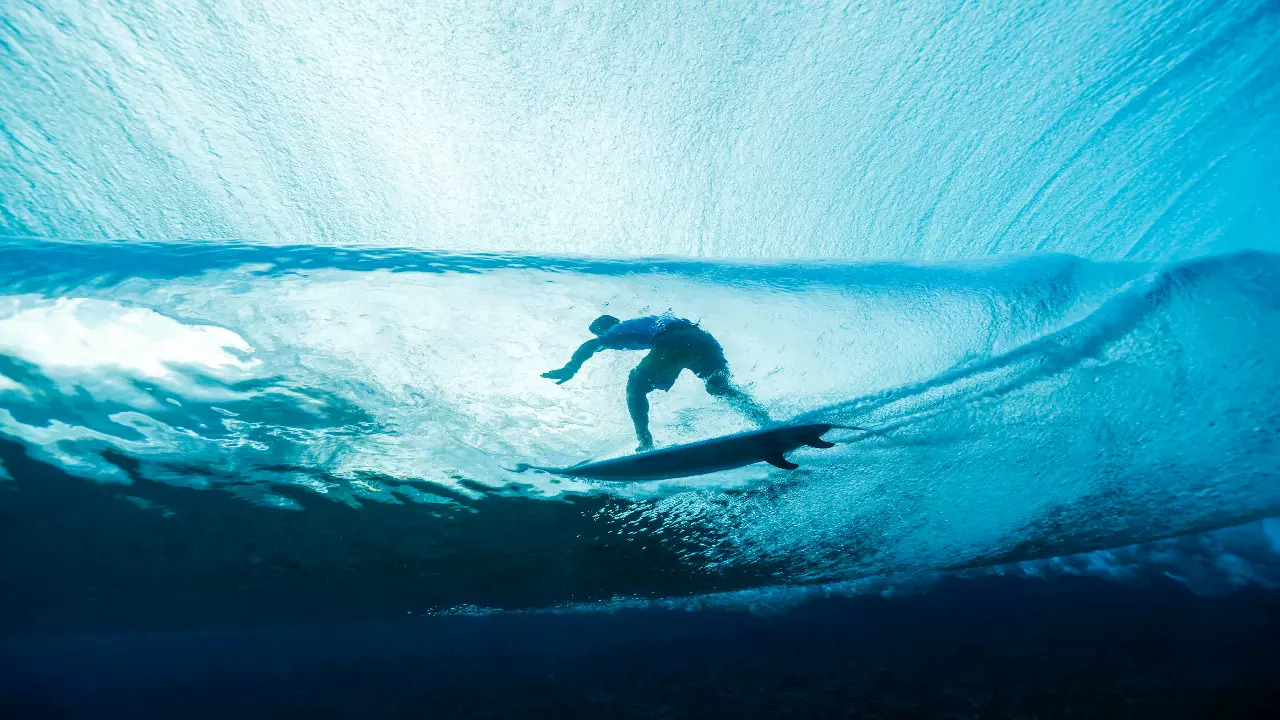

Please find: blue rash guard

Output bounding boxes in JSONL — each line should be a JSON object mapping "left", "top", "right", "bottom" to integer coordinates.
{"left": 551, "top": 312, "right": 726, "bottom": 389}
{"left": 596, "top": 314, "right": 686, "bottom": 350}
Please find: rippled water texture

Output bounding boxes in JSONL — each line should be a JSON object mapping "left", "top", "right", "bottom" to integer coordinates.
{"left": 2, "top": 0, "right": 1278, "bottom": 258}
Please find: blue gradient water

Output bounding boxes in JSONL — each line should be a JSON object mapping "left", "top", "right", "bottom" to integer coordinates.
{"left": 3, "top": 0, "right": 1279, "bottom": 258}
{"left": 1, "top": 0, "right": 1279, "bottom": 615}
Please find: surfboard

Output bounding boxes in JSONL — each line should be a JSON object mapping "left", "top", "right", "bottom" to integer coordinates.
{"left": 510, "top": 422, "right": 838, "bottom": 482}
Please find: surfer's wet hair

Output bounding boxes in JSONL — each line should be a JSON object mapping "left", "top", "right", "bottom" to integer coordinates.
{"left": 589, "top": 315, "right": 621, "bottom": 335}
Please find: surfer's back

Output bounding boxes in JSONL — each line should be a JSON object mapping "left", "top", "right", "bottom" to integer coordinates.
{"left": 597, "top": 314, "right": 689, "bottom": 350}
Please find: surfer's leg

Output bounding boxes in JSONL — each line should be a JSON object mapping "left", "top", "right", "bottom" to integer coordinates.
{"left": 682, "top": 330, "right": 770, "bottom": 426}
{"left": 626, "top": 367, "right": 655, "bottom": 451}
{"left": 704, "top": 372, "right": 771, "bottom": 426}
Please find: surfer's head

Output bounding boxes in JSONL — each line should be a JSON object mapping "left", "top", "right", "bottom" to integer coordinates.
{"left": 589, "top": 315, "right": 620, "bottom": 335}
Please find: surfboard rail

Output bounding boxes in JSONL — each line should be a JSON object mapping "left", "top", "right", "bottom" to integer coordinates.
{"left": 510, "top": 422, "right": 841, "bottom": 482}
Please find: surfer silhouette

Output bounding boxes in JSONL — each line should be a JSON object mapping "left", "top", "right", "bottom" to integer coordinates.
{"left": 542, "top": 313, "right": 771, "bottom": 452}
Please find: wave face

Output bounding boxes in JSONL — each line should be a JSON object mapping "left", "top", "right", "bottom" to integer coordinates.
{"left": 2, "top": 1, "right": 1279, "bottom": 259}
{"left": 2, "top": 239, "right": 1277, "bottom": 610}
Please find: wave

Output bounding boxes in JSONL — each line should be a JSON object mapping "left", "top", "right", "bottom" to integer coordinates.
{"left": 1, "top": 238, "right": 1276, "bottom": 609}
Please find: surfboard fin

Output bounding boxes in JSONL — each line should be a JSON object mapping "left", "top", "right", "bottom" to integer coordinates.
{"left": 805, "top": 436, "right": 836, "bottom": 449}
{"left": 762, "top": 452, "right": 799, "bottom": 470}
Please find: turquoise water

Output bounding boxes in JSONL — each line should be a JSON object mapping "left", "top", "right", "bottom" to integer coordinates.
{"left": 2, "top": 0, "right": 1278, "bottom": 258}
{"left": 1, "top": 0, "right": 1279, "bottom": 612}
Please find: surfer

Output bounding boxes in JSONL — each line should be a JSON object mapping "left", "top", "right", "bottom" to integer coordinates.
{"left": 541, "top": 313, "right": 771, "bottom": 451}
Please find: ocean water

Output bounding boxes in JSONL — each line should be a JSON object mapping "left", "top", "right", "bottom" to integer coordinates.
{"left": 3, "top": 1, "right": 1280, "bottom": 718}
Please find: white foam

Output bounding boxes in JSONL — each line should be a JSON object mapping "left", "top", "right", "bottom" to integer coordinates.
{"left": 0, "top": 297, "right": 257, "bottom": 390}
{"left": 0, "top": 296, "right": 264, "bottom": 481}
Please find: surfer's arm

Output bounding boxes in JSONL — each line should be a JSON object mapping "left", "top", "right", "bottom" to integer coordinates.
{"left": 542, "top": 338, "right": 604, "bottom": 384}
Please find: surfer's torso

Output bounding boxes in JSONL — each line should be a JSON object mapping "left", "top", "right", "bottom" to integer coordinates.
{"left": 597, "top": 313, "right": 692, "bottom": 350}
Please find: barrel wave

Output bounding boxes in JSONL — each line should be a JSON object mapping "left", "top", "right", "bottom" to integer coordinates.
{"left": 1, "top": 239, "right": 1277, "bottom": 611}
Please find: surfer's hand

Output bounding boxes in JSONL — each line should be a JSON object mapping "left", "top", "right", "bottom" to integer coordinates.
{"left": 541, "top": 367, "right": 573, "bottom": 384}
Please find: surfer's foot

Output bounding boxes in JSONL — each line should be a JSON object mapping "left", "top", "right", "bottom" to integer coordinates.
{"left": 636, "top": 432, "right": 654, "bottom": 453}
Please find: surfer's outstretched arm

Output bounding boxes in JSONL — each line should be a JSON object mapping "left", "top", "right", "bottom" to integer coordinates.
{"left": 542, "top": 338, "right": 604, "bottom": 384}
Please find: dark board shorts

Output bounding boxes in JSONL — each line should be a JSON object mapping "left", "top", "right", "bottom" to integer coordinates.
{"left": 631, "top": 322, "right": 729, "bottom": 392}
